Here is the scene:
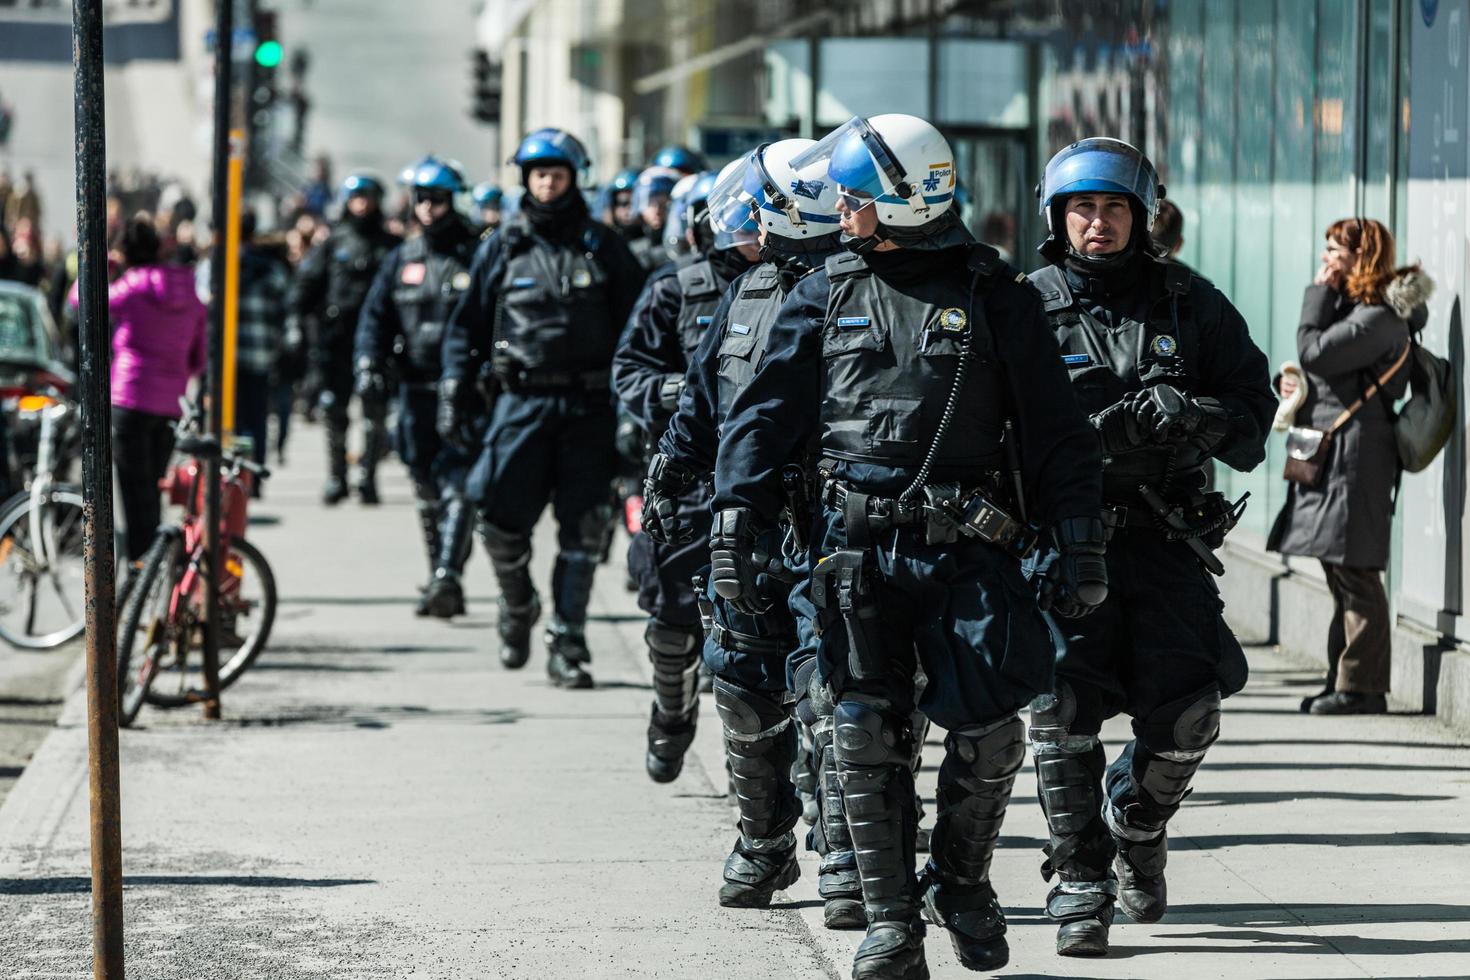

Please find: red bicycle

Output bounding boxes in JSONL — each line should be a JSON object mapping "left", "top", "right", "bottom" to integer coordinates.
{"left": 116, "top": 408, "right": 277, "bottom": 727}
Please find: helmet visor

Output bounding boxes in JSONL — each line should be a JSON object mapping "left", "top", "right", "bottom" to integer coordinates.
{"left": 790, "top": 117, "right": 902, "bottom": 215}
{"left": 705, "top": 150, "right": 764, "bottom": 234}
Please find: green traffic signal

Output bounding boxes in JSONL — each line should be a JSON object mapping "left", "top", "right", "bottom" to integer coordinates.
{"left": 255, "top": 39, "right": 283, "bottom": 68}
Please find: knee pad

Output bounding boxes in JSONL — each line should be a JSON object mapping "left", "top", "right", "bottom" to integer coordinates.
{"left": 713, "top": 678, "right": 791, "bottom": 742}
{"left": 791, "top": 657, "right": 821, "bottom": 728}
{"left": 1138, "top": 685, "right": 1221, "bottom": 755}
{"left": 944, "top": 714, "right": 1026, "bottom": 787}
{"left": 645, "top": 620, "right": 699, "bottom": 658}
{"left": 1029, "top": 682, "right": 1078, "bottom": 743}
{"left": 577, "top": 504, "right": 615, "bottom": 551}
{"left": 480, "top": 522, "right": 531, "bottom": 566}
{"left": 412, "top": 479, "right": 438, "bottom": 504}
{"left": 831, "top": 698, "right": 910, "bottom": 769}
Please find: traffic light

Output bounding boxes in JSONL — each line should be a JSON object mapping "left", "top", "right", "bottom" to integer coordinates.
{"left": 250, "top": 11, "right": 281, "bottom": 131}
{"left": 470, "top": 49, "right": 501, "bottom": 125}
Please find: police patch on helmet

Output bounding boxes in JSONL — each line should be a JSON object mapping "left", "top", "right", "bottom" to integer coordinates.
{"left": 1152, "top": 335, "right": 1178, "bottom": 356}
{"left": 939, "top": 308, "right": 967, "bottom": 333}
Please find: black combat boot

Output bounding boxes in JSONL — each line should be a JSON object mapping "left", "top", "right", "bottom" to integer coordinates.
{"left": 713, "top": 679, "right": 803, "bottom": 908}
{"left": 322, "top": 410, "right": 350, "bottom": 505}
{"left": 545, "top": 620, "right": 593, "bottom": 689}
{"left": 412, "top": 497, "right": 442, "bottom": 617}
{"left": 544, "top": 552, "right": 596, "bottom": 688}
{"left": 480, "top": 522, "right": 539, "bottom": 668}
{"left": 644, "top": 620, "right": 703, "bottom": 782}
{"left": 922, "top": 716, "right": 1025, "bottom": 973}
{"left": 421, "top": 494, "right": 472, "bottom": 619}
{"left": 834, "top": 699, "right": 928, "bottom": 980}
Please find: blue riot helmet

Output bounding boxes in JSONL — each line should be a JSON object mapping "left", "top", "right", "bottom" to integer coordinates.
{"left": 597, "top": 167, "right": 641, "bottom": 226}
{"left": 341, "top": 173, "right": 385, "bottom": 202}
{"left": 632, "top": 166, "right": 682, "bottom": 231}
{"left": 472, "top": 182, "right": 504, "bottom": 209}
{"left": 1037, "top": 137, "right": 1162, "bottom": 264}
{"left": 610, "top": 168, "right": 640, "bottom": 193}
{"left": 650, "top": 145, "right": 707, "bottom": 175}
{"left": 408, "top": 156, "right": 467, "bottom": 194}
{"left": 662, "top": 172, "right": 702, "bottom": 255}
{"left": 509, "top": 127, "right": 591, "bottom": 178}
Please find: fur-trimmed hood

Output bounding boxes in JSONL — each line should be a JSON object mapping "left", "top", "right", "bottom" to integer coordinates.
{"left": 1385, "top": 266, "right": 1435, "bottom": 321}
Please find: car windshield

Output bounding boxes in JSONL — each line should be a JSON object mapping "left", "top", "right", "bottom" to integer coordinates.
{"left": 0, "top": 292, "right": 49, "bottom": 361}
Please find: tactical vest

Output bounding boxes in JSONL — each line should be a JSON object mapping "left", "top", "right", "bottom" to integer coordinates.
{"left": 819, "top": 250, "right": 1006, "bottom": 470}
{"left": 390, "top": 231, "right": 475, "bottom": 384}
{"left": 494, "top": 217, "right": 619, "bottom": 375}
{"left": 674, "top": 259, "right": 722, "bottom": 359}
{"left": 325, "top": 225, "right": 394, "bottom": 326}
{"left": 715, "top": 261, "right": 787, "bottom": 422}
{"left": 1029, "top": 260, "right": 1208, "bottom": 497}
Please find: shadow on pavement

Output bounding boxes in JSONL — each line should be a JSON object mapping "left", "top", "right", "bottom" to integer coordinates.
{"left": 1178, "top": 831, "right": 1470, "bottom": 848}
{"left": 1217, "top": 738, "right": 1470, "bottom": 751}
{"left": 1150, "top": 930, "right": 1470, "bottom": 955}
{"left": 249, "top": 661, "right": 390, "bottom": 673}
{"left": 0, "top": 874, "right": 375, "bottom": 894}
{"left": 1167, "top": 902, "right": 1470, "bottom": 926}
{"left": 225, "top": 704, "right": 525, "bottom": 729}
{"left": 1207, "top": 761, "right": 1470, "bottom": 772}
{"left": 1186, "top": 790, "right": 1458, "bottom": 805}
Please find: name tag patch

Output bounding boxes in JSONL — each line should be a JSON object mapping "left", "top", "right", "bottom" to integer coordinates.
{"left": 1062, "top": 353, "right": 1091, "bottom": 366}
{"left": 697, "top": 315, "right": 713, "bottom": 326}
{"left": 510, "top": 277, "right": 537, "bottom": 289}
{"left": 837, "top": 316, "right": 871, "bottom": 331}
{"left": 730, "top": 323, "right": 752, "bottom": 335}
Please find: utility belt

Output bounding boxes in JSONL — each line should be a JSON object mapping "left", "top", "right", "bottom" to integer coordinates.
{"left": 492, "top": 358, "right": 611, "bottom": 394}
{"left": 820, "top": 475, "right": 1037, "bottom": 559}
{"left": 1102, "top": 486, "right": 1249, "bottom": 577}
{"left": 693, "top": 573, "right": 795, "bottom": 655}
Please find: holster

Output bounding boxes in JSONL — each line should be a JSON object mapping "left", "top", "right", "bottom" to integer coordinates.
{"left": 811, "top": 549, "right": 886, "bottom": 681}
{"left": 692, "top": 572, "right": 715, "bottom": 633}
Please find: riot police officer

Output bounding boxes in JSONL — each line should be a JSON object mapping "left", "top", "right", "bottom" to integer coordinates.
{"left": 644, "top": 139, "right": 867, "bottom": 919}
{"left": 628, "top": 166, "right": 682, "bottom": 271}
{"left": 472, "top": 182, "right": 504, "bottom": 233}
{"left": 711, "top": 114, "right": 1107, "bottom": 979}
{"left": 1026, "top": 138, "right": 1273, "bottom": 957}
{"left": 440, "top": 128, "right": 647, "bottom": 689}
{"left": 598, "top": 168, "right": 641, "bottom": 240}
{"left": 650, "top": 144, "right": 708, "bottom": 176}
{"left": 614, "top": 159, "right": 760, "bottom": 783}
{"left": 291, "top": 173, "right": 400, "bottom": 505}
{"left": 355, "top": 157, "right": 482, "bottom": 618}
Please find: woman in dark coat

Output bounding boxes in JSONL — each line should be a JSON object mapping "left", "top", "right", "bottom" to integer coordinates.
{"left": 1268, "top": 217, "right": 1431, "bottom": 715}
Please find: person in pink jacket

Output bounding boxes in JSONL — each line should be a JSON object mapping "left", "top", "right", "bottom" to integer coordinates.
{"left": 73, "top": 215, "right": 207, "bottom": 560}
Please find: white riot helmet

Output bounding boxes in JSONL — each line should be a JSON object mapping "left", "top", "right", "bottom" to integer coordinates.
{"left": 791, "top": 113, "right": 966, "bottom": 249}
{"left": 705, "top": 138, "right": 842, "bottom": 256}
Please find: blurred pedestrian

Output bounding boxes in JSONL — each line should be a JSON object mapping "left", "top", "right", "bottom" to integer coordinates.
{"left": 1268, "top": 217, "right": 1432, "bottom": 716}
{"left": 4, "top": 170, "right": 40, "bottom": 232}
{"left": 235, "top": 211, "right": 289, "bottom": 478}
{"left": 72, "top": 215, "right": 207, "bottom": 561}
{"left": 302, "top": 156, "right": 333, "bottom": 216}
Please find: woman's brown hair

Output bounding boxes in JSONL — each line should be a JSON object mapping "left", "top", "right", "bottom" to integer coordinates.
{"left": 1325, "top": 217, "right": 1419, "bottom": 306}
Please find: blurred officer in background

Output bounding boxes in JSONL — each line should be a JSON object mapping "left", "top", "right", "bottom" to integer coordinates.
{"left": 473, "top": 182, "right": 504, "bottom": 234}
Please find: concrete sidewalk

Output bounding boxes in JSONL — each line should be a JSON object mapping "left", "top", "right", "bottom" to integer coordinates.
{"left": 1, "top": 422, "right": 1468, "bottom": 979}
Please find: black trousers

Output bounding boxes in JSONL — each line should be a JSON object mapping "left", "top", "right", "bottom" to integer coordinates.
{"left": 112, "top": 407, "right": 176, "bottom": 562}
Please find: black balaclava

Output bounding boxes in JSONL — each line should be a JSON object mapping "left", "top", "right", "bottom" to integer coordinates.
{"left": 845, "top": 207, "right": 973, "bottom": 255}
{"left": 706, "top": 245, "right": 754, "bottom": 284}
{"left": 347, "top": 200, "right": 382, "bottom": 234}
{"left": 519, "top": 165, "right": 588, "bottom": 237}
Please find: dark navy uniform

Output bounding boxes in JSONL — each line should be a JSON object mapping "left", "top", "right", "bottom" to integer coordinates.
{"left": 441, "top": 208, "right": 646, "bottom": 684}
{"left": 713, "top": 242, "right": 1102, "bottom": 965}
{"left": 354, "top": 217, "right": 480, "bottom": 582}
{"left": 291, "top": 218, "right": 400, "bottom": 501}
{"left": 1026, "top": 253, "right": 1272, "bottom": 937}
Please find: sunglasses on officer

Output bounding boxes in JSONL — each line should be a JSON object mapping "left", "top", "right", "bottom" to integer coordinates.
{"left": 837, "top": 188, "right": 876, "bottom": 213}
{"left": 412, "top": 188, "right": 453, "bottom": 207}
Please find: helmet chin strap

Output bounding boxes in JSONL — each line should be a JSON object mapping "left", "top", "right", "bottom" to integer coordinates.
{"left": 848, "top": 226, "right": 889, "bottom": 254}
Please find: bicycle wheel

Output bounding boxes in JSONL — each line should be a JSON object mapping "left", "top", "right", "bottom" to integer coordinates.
{"left": 117, "top": 529, "right": 184, "bottom": 727}
{"left": 145, "top": 535, "right": 277, "bottom": 708}
{"left": 0, "top": 485, "right": 87, "bottom": 650}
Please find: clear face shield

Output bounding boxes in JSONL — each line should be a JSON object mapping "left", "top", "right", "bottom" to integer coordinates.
{"left": 705, "top": 150, "right": 762, "bottom": 235}
{"left": 789, "top": 116, "right": 928, "bottom": 221}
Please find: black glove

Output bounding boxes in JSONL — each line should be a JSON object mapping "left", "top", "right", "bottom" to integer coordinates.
{"left": 1133, "top": 384, "right": 1232, "bottom": 453}
{"left": 354, "top": 356, "right": 387, "bottom": 401}
{"left": 657, "top": 373, "right": 685, "bottom": 412}
{"left": 1037, "top": 516, "right": 1109, "bottom": 619}
{"left": 436, "top": 377, "right": 478, "bottom": 451}
{"left": 709, "top": 508, "right": 788, "bottom": 615}
{"left": 641, "top": 453, "right": 698, "bottom": 546}
{"left": 1090, "top": 392, "right": 1149, "bottom": 455}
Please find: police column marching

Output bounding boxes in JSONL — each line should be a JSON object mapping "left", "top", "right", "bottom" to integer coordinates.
{"left": 709, "top": 114, "right": 1106, "bottom": 980}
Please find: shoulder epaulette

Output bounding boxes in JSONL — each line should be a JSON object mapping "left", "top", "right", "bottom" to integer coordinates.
{"left": 676, "top": 259, "right": 720, "bottom": 299}
{"left": 1026, "top": 264, "right": 1073, "bottom": 313}
{"left": 825, "top": 251, "right": 868, "bottom": 280}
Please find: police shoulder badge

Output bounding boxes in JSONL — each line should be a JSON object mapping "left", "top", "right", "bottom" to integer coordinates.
{"left": 451, "top": 271, "right": 472, "bottom": 290}
{"left": 939, "top": 308, "right": 968, "bottom": 333}
{"left": 571, "top": 269, "right": 593, "bottom": 288}
{"left": 1151, "top": 335, "right": 1178, "bottom": 356}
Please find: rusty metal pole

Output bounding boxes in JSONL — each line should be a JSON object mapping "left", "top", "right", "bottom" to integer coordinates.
{"left": 202, "top": 0, "right": 235, "bottom": 719}
{"left": 72, "top": 0, "right": 125, "bottom": 975}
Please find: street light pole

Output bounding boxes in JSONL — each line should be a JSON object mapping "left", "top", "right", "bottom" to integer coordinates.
{"left": 203, "top": 0, "right": 235, "bottom": 719}
{"left": 71, "top": 0, "right": 125, "bottom": 975}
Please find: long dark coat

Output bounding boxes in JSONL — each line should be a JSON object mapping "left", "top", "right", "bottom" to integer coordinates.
{"left": 1268, "top": 279, "right": 1424, "bottom": 569}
